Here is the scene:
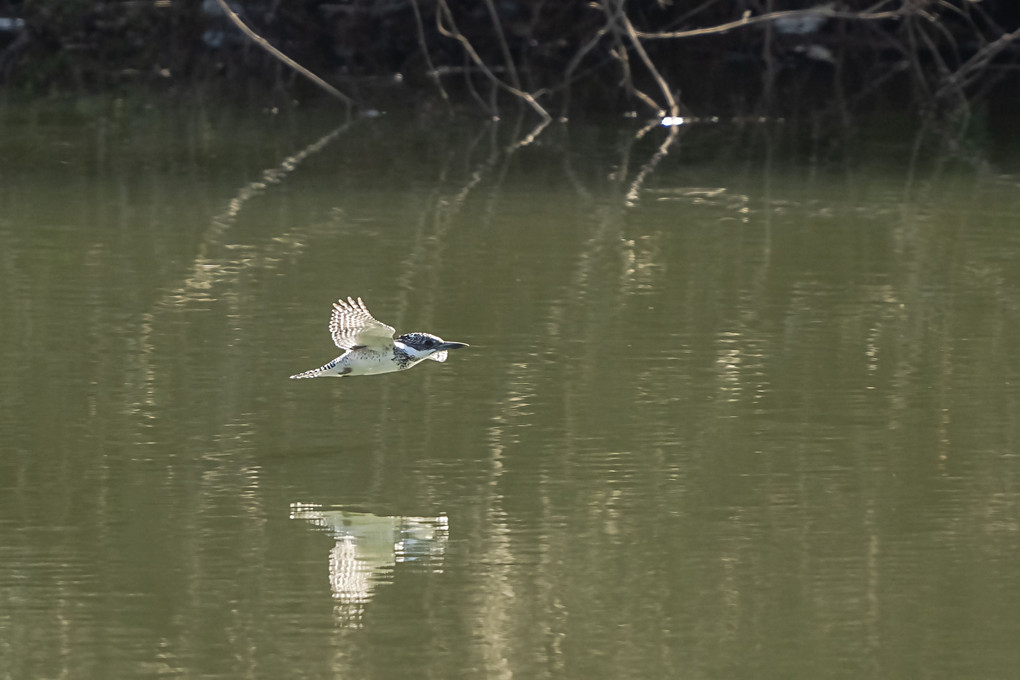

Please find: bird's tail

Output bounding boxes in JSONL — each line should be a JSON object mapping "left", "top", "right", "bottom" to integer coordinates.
{"left": 289, "top": 357, "right": 348, "bottom": 379}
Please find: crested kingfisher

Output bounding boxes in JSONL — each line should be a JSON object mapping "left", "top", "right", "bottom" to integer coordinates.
{"left": 289, "top": 296, "right": 468, "bottom": 379}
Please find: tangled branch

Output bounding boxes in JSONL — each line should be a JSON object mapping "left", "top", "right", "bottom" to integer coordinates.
{"left": 435, "top": 0, "right": 551, "bottom": 123}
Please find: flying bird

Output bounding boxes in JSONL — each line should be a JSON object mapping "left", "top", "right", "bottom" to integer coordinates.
{"left": 290, "top": 297, "right": 468, "bottom": 379}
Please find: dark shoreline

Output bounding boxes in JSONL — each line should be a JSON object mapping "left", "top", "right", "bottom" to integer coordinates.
{"left": 2, "top": 1, "right": 1018, "bottom": 121}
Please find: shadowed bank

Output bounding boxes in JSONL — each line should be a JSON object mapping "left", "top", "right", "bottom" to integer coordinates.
{"left": 2, "top": 0, "right": 1019, "bottom": 124}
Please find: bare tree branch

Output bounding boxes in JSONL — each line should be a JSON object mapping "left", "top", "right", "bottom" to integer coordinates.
{"left": 410, "top": 0, "right": 451, "bottom": 109}
{"left": 635, "top": 6, "right": 907, "bottom": 40}
{"left": 610, "top": 0, "right": 680, "bottom": 118}
{"left": 936, "top": 25, "right": 1020, "bottom": 101}
{"left": 483, "top": 0, "right": 522, "bottom": 91}
{"left": 212, "top": 0, "right": 359, "bottom": 107}
{"left": 435, "top": 0, "right": 551, "bottom": 122}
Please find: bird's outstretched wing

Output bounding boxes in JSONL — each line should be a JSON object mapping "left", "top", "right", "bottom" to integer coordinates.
{"left": 329, "top": 297, "right": 396, "bottom": 350}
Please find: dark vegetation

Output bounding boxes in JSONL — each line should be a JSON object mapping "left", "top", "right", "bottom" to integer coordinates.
{"left": 1, "top": 0, "right": 1019, "bottom": 120}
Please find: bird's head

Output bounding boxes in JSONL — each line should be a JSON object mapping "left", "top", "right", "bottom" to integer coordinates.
{"left": 396, "top": 332, "right": 469, "bottom": 363}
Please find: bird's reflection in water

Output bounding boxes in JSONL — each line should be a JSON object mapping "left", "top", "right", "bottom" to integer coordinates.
{"left": 289, "top": 504, "right": 449, "bottom": 626}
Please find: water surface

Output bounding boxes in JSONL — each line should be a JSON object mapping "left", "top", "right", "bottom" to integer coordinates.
{"left": 2, "top": 100, "right": 1019, "bottom": 679}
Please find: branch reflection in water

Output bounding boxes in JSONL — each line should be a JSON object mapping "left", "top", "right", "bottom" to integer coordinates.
{"left": 289, "top": 505, "right": 449, "bottom": 627}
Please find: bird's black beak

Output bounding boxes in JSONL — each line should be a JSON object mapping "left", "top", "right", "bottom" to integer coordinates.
{"left": 438, "top": 341, "right": 469, "bottom": 351}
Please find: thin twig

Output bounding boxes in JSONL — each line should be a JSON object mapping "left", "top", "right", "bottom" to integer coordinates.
{"left": 602, "top": 3, "right": 656, "bottom": 113}
{"left": 435, "top": 0, "right": 551, "bottom": 122}
{"left": 558, "top": 15, "right": 612, "bottom": 118}
{"left": 935, "top": 25, "right": 1020, "bottom": 101}
{"left": 613, "top": 0, "right": 680, "bottom": 118}
{"left": 410, "top": 0, "right": 451, "bottom": 109}
{"left": 482, "top": 0, "right": 521, "bottom": 90}
{"left": 212, "top": 0, "right": 359, "bottom": 107}
{"left": 636, "top": 7, "right": 906, "bottom": 40}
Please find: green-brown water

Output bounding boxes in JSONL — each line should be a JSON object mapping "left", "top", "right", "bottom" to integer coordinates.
{"left": 2, "top": 100, "right": 1020, "bottom": 679}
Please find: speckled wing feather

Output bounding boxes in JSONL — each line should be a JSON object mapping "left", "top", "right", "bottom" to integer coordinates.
{"left": 329, "top": 297, "right": 396, "bottom": 350}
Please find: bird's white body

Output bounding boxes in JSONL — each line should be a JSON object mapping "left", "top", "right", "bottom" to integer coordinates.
{"left": 337, "top": 346, "right": 404, "bottom": 376}
{"left": 297, "top": 342, "right": 444, "bottom": 378}
{"left": 290, "top": 297, "right": 466, "bottom": 379}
